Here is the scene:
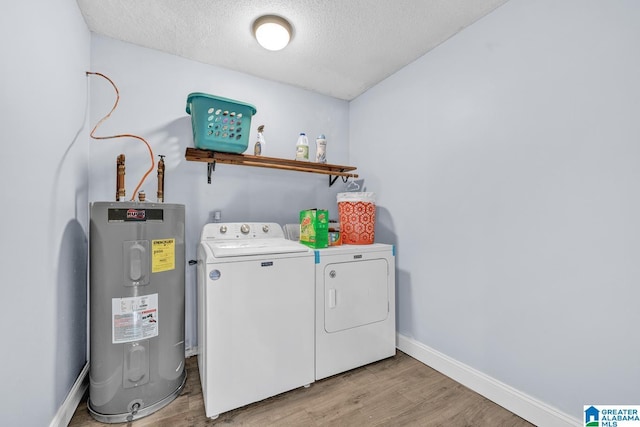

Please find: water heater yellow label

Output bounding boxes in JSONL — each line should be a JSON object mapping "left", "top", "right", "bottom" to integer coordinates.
{"left": 152, "top": 238, "right": 175, "bottom": 273}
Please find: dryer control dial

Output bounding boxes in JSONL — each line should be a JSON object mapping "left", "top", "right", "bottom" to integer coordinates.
{"left": 240, "top": 224, "right": 250, "bottom": 234}
{"left": 219, "top": 225, "right": 227, "bottom": 234}
{"left": 262, "top": 224, "right": 270, "bottom": 233}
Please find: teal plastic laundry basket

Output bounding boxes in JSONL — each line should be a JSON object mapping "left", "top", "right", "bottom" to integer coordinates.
{"left": 186, "top": 92, "right": 257, "bottom": 154}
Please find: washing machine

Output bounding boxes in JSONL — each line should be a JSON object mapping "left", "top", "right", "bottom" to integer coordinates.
{"left": 314, "top": 243, "right": 396, "bottom": 380}
{"left": 197, "top": 222, "right": 315, "bottom": 419}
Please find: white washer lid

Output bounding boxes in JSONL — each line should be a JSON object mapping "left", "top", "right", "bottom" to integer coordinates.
{"left": 206, "top": 238, "right": 310, "bottom": 258}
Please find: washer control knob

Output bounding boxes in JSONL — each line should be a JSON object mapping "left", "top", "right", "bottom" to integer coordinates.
{"left": 262, "top": 224, "right": 270, "bottom": 233}
{"left": 219, "top": 225, "right": 227, "bottom": 234}
{"left": 240, "top": 224, "right": 250, "bottom": 234}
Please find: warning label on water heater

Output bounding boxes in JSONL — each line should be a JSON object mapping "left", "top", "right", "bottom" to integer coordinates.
{"left": 152, "top": 238, "right": 175, "bottom": 273}
{"left": 112, "top": 294, "right": 158, "bottom": 344}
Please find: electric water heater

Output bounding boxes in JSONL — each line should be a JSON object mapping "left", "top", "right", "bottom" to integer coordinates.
{"left": 88, "top": 201, "right": 186, "bottom": 423}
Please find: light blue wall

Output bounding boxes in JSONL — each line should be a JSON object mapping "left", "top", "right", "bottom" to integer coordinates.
{"left": 88, "top": 35, "right": 351, "bottom": 350}
{"left": 0, "top": 1, "right": 90, "bottom": 426}
{"left": 4, "top": 1, "right": 640, "bottom": 425}
{"left": 350, "top": 0, "right": 640, "bottom": 419}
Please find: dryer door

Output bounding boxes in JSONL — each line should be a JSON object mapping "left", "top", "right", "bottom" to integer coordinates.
{"left": 324, "top": 258, "right": 389, "bottom": 333}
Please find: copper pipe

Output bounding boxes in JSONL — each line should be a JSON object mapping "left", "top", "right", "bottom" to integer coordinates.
{"left": 116, "top": 154, "right": 126, "bottom": 201}
{"left": 157, "top": 155, "right": 165, "bottom": 202}
{"left": 87, "top": 72, "right": 155, "bottom": 201}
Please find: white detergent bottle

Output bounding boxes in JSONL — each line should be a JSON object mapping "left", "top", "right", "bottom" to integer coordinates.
{"left": 315, "top": 134, "right": 327, "bottom": 163}
{"left": 295, "top": 133, "right": 309, "bottom": 161}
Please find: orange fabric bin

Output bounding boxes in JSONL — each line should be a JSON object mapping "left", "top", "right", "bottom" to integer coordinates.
{"left": 337, "top": 192, "right": 376, "bottom": 245}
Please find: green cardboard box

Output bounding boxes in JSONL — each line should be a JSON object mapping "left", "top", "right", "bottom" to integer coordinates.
{"left": 299, "top": 209, "right": 329, "bottom": 249}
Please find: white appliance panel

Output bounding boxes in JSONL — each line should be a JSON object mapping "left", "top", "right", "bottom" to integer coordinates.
{"left": 200, "top": 222, "right": 284, "bottom": 241}
{"left": 207, "top": 238, "right": 309, "bottom": 258}
{"left": 200, "top": 250, "right": 314, "bottom": 418}
{"left": 324, "top": 258, "right": 389, "bottom": 333}
{"left": 196, "top": 244, "right": 209, "bottom": 406}
{"left": 314, "top": 244, "right": 396, "bottom": 381}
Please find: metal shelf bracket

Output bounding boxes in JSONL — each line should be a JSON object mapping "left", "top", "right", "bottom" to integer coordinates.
{"left": 207, "top": 161, "right": 216, "bottom": 184}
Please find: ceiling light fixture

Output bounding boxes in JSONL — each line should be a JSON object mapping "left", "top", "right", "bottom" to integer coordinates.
{"left": 252, "top": 15, "right": 292, "bottom": 51}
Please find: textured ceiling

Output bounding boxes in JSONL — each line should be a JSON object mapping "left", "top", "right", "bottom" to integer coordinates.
{"left": 77, "top": 0, "right": 509, "bottom": 100}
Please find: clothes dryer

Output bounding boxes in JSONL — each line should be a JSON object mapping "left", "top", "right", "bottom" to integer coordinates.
{"left": 314, "top": 244, "right": 396, "bottom": 380}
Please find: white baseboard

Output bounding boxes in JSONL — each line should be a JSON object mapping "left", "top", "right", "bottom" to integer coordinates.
{"left": 396, "top": 333, "right": 581, "bottom": 427}
{"left": 50, "top": 362, "right": 89, "bottom": 427}
{"left": 186, "top": 346, "right": 198, "bottom": 358}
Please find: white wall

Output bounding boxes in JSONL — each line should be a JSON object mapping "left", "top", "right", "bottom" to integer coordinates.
{"left": 0, "top": 1, "right": 90, "bottom": 426}
{"left": 88, "top": 35, "right": 351, "bottom": 350}
{"left": 351, "top": 0, "right": 640, "bottom": 421}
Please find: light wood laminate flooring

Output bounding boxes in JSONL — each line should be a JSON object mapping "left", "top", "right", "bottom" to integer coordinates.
{"left": 69, "top": 351, "right": 533, "bottom": 426}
